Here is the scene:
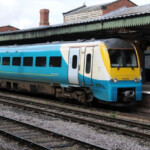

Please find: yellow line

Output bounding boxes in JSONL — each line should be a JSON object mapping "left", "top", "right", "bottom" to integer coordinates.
{"left": 0, "top": 71, "right": 58, "bottom": 77}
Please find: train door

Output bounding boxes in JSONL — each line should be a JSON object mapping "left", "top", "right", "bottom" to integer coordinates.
{"left": 68, "top": 48, "right": 80, "bottom": 85}
{"left": 83, "top": 47, "right": 94, "bottom": 86}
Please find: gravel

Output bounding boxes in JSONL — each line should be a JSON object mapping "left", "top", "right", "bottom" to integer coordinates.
{"left": 0, "top": 135, "right": 32, "bottom": 150}
{"left": 0, "top": 103, "right": 150, "bottom": 150}
{"left": 50, "top": 108, "right": 150, "bottom": 135}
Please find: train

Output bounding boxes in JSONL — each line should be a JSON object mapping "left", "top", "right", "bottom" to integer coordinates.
{"left": 0, "top": 38, "right": 142, "bottom": 106}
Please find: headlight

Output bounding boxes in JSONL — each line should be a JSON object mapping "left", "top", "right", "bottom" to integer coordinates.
{"left": 111, "top": 78, "right": 118, "bottom": 83}
{"left": 134, "top": 78, "right": 138, "bottom": 83}
{"left": 134, "top": 78, "right": 140, "bottom": 83}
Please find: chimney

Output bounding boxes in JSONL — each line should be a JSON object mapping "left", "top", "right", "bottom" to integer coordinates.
{"left": 39, "top": 9, "right": 50, "bottom": 26}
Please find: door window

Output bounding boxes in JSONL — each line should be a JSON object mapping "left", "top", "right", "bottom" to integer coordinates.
{"left": 86, "top": 54, "right": 91, "bottom": 74}
{"left": 72, "top": 55, "right": 77, "bottom": 69}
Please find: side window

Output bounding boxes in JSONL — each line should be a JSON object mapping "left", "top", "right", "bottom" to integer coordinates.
{"left": 36, "top": 57, "right": 46, "bottom": 67}
{"left": 12, "top": 57, "right": 21, "bottom": 66}
{"left": 23, "top": 57, "right": 33, "bottom": 66}
{"left": 49, "top": 57, "right": 62, "bottom": 67}
{"left": 86, "top": 54, "right": 91, "bottom": 74}
{"left": 3, "top": 57, "right": 10, "bottom": 66}
{"left": 72, "top": 55, "right": 77, "bottom": 69}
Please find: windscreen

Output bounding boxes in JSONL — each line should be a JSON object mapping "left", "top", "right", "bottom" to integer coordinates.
{"left": 108, "top": 49, "right": 138, "bottom": 68}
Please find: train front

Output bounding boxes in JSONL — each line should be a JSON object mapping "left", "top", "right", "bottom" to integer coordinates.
{"left": 102, "top": 39, "right": 142, "bottom": 106}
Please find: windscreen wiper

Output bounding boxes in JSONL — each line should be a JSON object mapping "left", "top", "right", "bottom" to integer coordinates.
{"left": 117, "top": 66, "right": 121, "bottom": 70}
{"left": 131, "top": 66, "right": 134, "bottom": 70}
{"left": 117, "top": 63, "right": 122, "bottom": 70}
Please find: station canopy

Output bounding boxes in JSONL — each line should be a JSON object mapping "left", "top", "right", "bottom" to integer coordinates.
{"left": 0, "top": 4, "right": 150, "bottom": 45}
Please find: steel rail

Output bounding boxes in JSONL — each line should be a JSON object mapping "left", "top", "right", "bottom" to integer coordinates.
{"left": 0, "top": 115, "right": 105, "bottom": 150}
{"left": 0, "top": 97, "right": 150, "bottom": 140}
{"left": 0, "top": 94, "right": 149, "bottom": 130}
{"left": 0, "top": 91, "right": 150, "bottom": 121}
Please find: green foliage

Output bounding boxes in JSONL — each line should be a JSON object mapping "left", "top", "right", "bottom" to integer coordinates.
{"left": 110, "top": 112, "right": 117, "bottom": 118}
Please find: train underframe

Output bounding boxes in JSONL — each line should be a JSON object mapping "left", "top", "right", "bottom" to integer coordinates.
{"left": 0, "top": 79, "right": 140, "bottom": 106}
{"left": 0, "top": 79, "right": 93, "bottom": 103}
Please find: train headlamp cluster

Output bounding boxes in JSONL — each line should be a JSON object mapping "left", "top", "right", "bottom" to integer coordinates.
{"left": 111, "top": 78, "right": 141, "bottom": 83}
{"left": 111, "top": 78, "right": 118, "bottom": 83}
{"left": 134, "top": 78, "right": 141, "bottom": 83}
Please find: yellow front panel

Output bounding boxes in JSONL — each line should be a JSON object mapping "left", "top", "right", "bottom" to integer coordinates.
{"left": 111, "top": 68, "right": 140, "bottom": 80}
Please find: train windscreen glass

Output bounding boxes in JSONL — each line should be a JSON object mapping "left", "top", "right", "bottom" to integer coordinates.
{"left": 108, "top": 49, "right": 138, "bottom": 68}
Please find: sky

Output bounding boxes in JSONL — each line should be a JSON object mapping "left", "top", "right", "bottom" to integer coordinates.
{"left": 0, "top": 0, "right": 149, "bottom": 29}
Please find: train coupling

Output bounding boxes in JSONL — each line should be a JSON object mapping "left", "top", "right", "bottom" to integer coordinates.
{"left": 118, "top": 88, "right": 135, "bottom": 103}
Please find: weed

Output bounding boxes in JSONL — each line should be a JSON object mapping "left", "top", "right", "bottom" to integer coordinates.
{"left": 110, "top": 112, "right": 117, "bottom": 118}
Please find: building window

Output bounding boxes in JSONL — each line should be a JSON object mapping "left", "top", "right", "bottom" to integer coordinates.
{"left": 36, "top": 57, "right": 46, "bottom": 67}
{"left": 2, "top": 57, "right": 10, "bottom": 66}
{"left": 86, "top": 54, "right": 91, "bottom": 74}
{"left": 23, "top": 57, "right": 33, "bottom": 66}
{"left": 49, "top": 57, "right": 62, "bottom": 67}
{"left": 12, "top": 57, "right": 21, "bottom": 66}
{"left": 72, "top": 55, "right": 77, "bottom": 69}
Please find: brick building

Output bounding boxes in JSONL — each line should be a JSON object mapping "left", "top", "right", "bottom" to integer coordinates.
{"left": 0, "top": 25, "right": 19, "bottom": 32}
{"left": 63, "top": 0, "right": 136, "bottom": 23}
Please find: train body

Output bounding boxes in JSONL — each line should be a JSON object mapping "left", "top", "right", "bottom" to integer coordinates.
{"left": 0, "top": 38, "right": 142, "bottom": 106}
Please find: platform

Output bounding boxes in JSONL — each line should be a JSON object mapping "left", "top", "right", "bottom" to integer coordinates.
{"left": 142, "top": 83, "right": 150, "bottom": 108}
{"left": 143, "top": 82, "right": 150, "bottom": 92}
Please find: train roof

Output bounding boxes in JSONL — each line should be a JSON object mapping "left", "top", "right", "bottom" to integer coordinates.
{"left": 103, "top": 38, "right": 133, "bottom": 49}
{"left": 0, "top": 38, "right": 133, "bottom": 52}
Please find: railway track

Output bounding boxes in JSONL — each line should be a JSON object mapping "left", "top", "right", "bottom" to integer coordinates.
{"left": 0, "top": 92, "right": 150, "bottom": 141}
{"left": 0, "top": 115, "right": 103, "bottom": 150}
{"left": 132, "top": 107, "right": 150, "bottom": 118}
{"left": 1, "top": 91, "right": 149, "bottom": 122}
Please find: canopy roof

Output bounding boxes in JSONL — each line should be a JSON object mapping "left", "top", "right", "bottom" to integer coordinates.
{"left": 0, "top": 4, "right": 150, "bottom": 45}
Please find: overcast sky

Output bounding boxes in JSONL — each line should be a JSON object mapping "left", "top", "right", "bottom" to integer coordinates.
{"left": 0, "top": 0, "right": 149, "bottom": 29}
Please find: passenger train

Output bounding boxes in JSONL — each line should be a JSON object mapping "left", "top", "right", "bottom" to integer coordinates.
{"left": 0, "top": 38, "right": 142, "bottom": 106}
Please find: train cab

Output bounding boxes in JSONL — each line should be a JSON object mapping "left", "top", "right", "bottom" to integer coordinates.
{"left": 96, "top": 39, "right": 142, "bottom": 105}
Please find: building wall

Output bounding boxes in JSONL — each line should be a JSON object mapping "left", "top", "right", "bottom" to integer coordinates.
{"left": 64, "top": 10, "right": 102, "bottom": 23}
{"left": 64, "top": 0, "right": 136, "bottom": 23}
{"left": 64, "top": 9, "right": 103, "bottom": 23}
{"left": 102, "top": 0, "right": 136, "bottom": 15}
{"left": 0, "top": 26, "right": 19, "bottom": 32}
